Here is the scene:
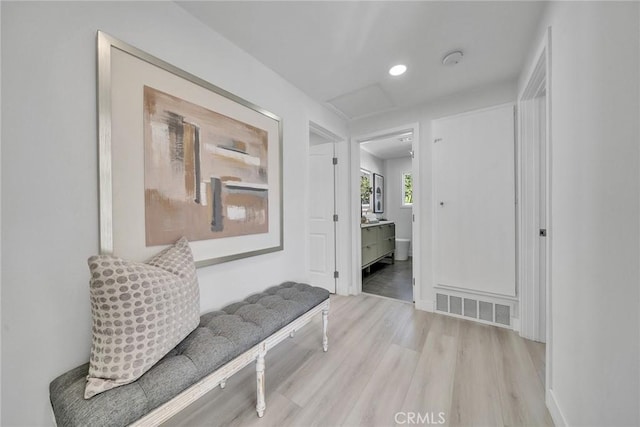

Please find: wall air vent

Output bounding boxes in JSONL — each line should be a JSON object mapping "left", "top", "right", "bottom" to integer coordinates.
{"left": 495, "top": 304, "right": 511, "bottom": 326}
{"left": 450, "top": 296, "right": 462, "bottom": 315}
{"left": 436, "top": 293, "right": 448, "bottom": 312}
{"left": 434, "top": 291, "right": 512, "bottom": 328}
{"left": 479, "top": 301, "right": 494, "bottom": 322}
{"left": 463, "top": 298, "right": 477, "bottom": 318}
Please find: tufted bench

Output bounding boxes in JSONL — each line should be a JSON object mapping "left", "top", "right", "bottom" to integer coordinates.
{"left": 50, "top": 282, "right": 330, "bottom": 426}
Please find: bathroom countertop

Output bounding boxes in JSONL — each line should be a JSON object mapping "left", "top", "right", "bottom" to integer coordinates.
{"left": 361, "top": 220, "right": 394, "bottom": 228}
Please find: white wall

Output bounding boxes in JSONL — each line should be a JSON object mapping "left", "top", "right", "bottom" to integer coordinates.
{"left": 519, "top": 3, "right": 639, "bottom": 425}
{"left": 360, "top": 148, "right": 384, "bottom": 177}
{"left": 0, "top": 2, "right": 3, "bottom": 423}
{"left": 350, "top": 81, "right": 516, "bottom": 307}
{"left": 383, "top": 157, "right": 412, "bottom": 248}
{"left": 0, "top": 2, "right": 346, "bottom": 425}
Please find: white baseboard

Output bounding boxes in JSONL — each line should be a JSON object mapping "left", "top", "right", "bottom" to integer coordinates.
{"left": 547, "top": 388, "right": 568, "bottom": 427}
{"left": 415, "top": 299, "right": 433, "bottom": 312}
{"left": 511, "top": 317, "right": 520, "bottom": 332}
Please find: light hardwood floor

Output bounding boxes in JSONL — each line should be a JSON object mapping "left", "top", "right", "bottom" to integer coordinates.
{"left": 163, "top": 294, "right": 553, "bottom": 427}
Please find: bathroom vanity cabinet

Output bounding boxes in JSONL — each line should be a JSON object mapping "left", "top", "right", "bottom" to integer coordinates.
{"left": 361, "top": 221, "right": 395, "bottom": 270}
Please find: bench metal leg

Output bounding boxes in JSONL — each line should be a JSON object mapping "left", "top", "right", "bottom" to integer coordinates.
{"left": 256, "top": 349, "right": 266, "bottom": 417}
{"left": 322, "top": 308, "right": 329, "bottom": 352}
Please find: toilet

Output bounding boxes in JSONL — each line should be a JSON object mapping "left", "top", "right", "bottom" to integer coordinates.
{"left": 395, "top": 238, "right": 411, "bottom": 261}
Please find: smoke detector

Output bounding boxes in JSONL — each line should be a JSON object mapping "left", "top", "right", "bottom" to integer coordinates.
{"left": 442, "top": 50, "right": 464, "bottom": 66}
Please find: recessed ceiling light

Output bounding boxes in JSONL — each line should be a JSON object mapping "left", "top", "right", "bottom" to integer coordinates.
{"left": 389, "top": 64, "right": 407, "bottom": 76}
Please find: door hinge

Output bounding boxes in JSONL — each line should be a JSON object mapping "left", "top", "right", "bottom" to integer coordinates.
{"left": 412, "top": 278, "right": 416, "bottom": 286}
{"left": 539, "top": 229, "right": 547, "bottom": 237}
{"left": 334, "top": 271, "right": 339, "bottom": 279}
{"left": 332, "top": 157, "right": 338, "bottom": 165}
{"left": 412, "top": 214, "right": 415, "bottom": 222}
{"left": 333, "top": 214, "right": 338, "bottom": 222}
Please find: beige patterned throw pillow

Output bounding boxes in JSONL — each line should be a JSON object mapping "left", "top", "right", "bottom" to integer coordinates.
{"left": 84, "top": 237, "right": 200, "bottom": 399}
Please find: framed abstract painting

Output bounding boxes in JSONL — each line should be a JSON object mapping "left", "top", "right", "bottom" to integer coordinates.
{"left": 97, "top": 31, "right": 283, "bottom": 267}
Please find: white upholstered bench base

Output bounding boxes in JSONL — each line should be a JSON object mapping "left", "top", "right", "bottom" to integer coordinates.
{"left": 129, "top": 299, "right": 330, "bottom": 426}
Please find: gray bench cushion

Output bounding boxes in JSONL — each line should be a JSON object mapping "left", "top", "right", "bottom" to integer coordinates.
{"left": 50, "top": 282, "right": 329, "bottom": 427}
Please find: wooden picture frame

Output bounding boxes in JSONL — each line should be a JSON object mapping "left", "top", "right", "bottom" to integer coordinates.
{"left": 97, "top": 31, "right": 283, "bottom": 268}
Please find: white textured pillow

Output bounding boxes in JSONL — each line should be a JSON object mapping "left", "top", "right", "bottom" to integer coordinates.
{"left": 84, "top": 237, "right": 200, "bottom": 399}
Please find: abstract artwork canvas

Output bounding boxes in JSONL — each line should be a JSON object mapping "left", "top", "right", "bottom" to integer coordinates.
{"left": 144, "top": 86, "right": 269, "bottom": 245}
{"left": 98, "top": 31, "right": 282, "bottom": 267}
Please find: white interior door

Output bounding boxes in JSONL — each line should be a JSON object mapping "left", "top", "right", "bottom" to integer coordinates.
{"left": 308, "top": 142, "right": 336, "bottom": 293}
{"left": 434, "top": 104, "right": 516, "bottom": 297}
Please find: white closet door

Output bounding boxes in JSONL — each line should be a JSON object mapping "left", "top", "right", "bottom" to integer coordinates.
{"left": 433, "top": 104, "right": 516, "bottom": 297}
{"left": 308, "top": 142, "right": 336, "bottom": 293}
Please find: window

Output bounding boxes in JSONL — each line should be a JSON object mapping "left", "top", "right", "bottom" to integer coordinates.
{"left": 360, "top": 169, "right": 372, "bottom": 210}
{"left": 402, "top": 172, "right": 413, "bottom": 206}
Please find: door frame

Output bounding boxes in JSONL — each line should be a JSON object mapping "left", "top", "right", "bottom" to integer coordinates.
{"left": 308, "top": 121, "right": 348, "bottom": 295}
{"left": 517, "top": 27, "right": 553, "bottom": 393}
{"left": 350, "top": 122, "right": 420, "bottom": 305}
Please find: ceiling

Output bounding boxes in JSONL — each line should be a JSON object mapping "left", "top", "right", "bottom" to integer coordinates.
{"left": 361, "top": 132, "right": 413, "bottom": 160}
{"left": 178, "top": 1, "right": 545, "bottom": 120}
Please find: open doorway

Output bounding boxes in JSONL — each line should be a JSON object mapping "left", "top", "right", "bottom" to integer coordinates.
{"left": 352, "top": 124, "right": 420, "bottom": 304}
